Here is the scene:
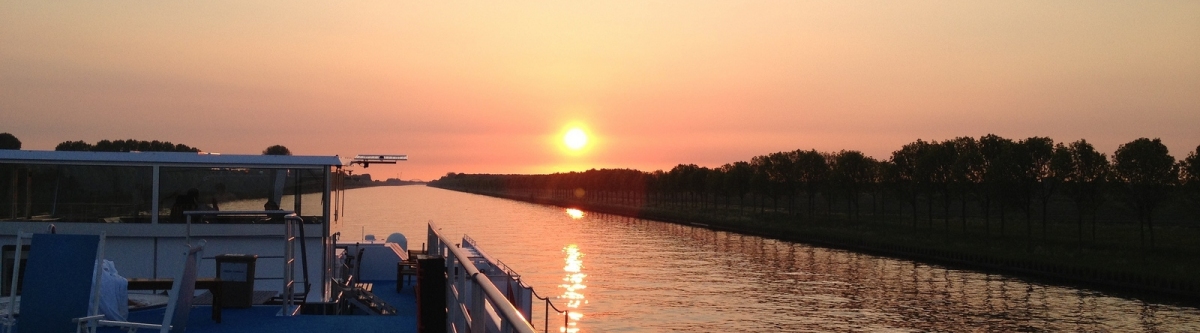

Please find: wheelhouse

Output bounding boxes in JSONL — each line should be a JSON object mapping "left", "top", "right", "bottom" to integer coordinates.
{"left": 0, "top": 150, "right": 344, "bottom": 303}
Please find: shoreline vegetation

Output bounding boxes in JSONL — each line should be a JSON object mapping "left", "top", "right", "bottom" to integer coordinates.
{"left": 429, "top": 135, "right": 1200, "bottom": 304}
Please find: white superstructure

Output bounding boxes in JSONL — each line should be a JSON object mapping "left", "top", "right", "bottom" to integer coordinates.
{"left": 0, "top": 150, "right": 343, "bottom": 303}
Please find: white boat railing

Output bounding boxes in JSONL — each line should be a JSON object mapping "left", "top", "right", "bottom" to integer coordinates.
{"left": 428, "top": 223, "right": 537, "bottom": 333}
{"left": 460, "top": 235, "right": 568, "bottom": 333}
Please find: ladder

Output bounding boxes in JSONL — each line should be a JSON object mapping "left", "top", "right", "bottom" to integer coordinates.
{"left": 279, "top": 215, "right": 305, "bottom": 316}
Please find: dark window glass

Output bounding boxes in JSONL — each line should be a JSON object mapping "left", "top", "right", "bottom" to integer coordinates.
{"left": 0, "top": 164, "right": 152, "bottom": 223}
{"left": 159, "top": 167, "right": 325, "bottom": 224}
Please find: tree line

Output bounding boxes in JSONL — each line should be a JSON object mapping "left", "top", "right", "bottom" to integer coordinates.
{"left": 54, "top": 139, "right": 201, "bottom": 152}
{"left": 431, "top": 135, "right": 1200, "bottom": 250}
{"left": 0, "top": 132, "right": 302, "bottom": 164}
{"left": 0, "top": 133, "right": 295, "bottom": 156}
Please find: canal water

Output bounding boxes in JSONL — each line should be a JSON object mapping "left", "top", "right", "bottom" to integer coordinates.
{"left": 334, "top": 186, "right": 1200, "bottom": 332}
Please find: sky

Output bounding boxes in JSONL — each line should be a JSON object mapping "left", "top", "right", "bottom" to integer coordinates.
{"left": 2, "top": 1, "right": 1198, "bottom": 181}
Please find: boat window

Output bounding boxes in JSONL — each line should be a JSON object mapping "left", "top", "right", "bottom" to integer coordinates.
{"left": 0, "top": 163, "right": 153, "bottom": 223}
{"left": 159, "top": 167, "right": 326, "bottom": 224}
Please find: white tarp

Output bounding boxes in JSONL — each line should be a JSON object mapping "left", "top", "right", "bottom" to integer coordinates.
{"left": 91, "top": 260, "right": 129, "bottom": 321}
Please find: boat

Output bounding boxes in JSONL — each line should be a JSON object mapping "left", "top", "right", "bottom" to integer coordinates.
{"left": 0, "top": 149, "right": 549, "bottom": 333}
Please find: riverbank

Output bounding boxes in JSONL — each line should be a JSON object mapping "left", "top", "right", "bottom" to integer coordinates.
{"left": 440, "top": 187, "right": 1200, "bottom": 305}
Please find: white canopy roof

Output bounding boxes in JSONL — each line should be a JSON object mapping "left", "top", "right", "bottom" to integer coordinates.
{"left": 0, "top": 150, "right": 344, "bottom": 168}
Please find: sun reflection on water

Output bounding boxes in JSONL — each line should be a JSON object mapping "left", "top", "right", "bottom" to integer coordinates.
{"left": 560, "top": 244, "right": 586, "bottom": 333}
{"left": 565, "top": 208, "right": 585, "bottom": 219}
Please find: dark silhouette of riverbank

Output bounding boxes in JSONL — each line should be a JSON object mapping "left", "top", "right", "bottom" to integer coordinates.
{"left": 440, "top": 185, "right": 1200, "bottom": 306}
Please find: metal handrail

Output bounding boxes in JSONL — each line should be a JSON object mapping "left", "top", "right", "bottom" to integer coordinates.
{"left": 461, "top": 234, "right": 568, "bottom": 333}
{"left": 429, "top": 223, "right": 537, "bottom": 333}
{"left": 463, "top": 237, "right": 523, "bottom": 281}
{"left": 183, "top": 210, "right": 297, "bottom": 244}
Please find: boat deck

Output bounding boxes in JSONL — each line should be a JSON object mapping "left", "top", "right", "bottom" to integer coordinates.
{"left": 98, "top": 280, "right": 417, "bottom": 333}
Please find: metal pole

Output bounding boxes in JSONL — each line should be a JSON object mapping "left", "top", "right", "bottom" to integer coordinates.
{"left": 151, "top": 166, "right": 159, "bottom": 224}
{"left": 24, "top": 172, "right": 31, "bottom": 219}
{"left": 9, "top": 171, "right": 17, "bottom": 219}
{"left": 544, "top": 300, "right": 549, "bottom": 333}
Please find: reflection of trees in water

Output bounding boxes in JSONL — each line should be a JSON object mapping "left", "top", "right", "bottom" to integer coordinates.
{"left": 587, "top": 211, "right": 1186, "bottom": 331}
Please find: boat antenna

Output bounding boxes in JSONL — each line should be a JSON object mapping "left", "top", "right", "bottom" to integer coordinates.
{"left": 349, "top": 154, "right": 407, "bottom": 168}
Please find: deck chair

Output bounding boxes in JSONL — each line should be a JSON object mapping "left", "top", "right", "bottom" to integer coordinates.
{"left": 0, "top": 232, "right": 105, "bottom": 333}
{"left": 80, "top": 241, "right": 205, "bottom": 333}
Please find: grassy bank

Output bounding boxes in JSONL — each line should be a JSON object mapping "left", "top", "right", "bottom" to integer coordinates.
{"left": 443, "top": 187, "right": 1200, "bottom": 304}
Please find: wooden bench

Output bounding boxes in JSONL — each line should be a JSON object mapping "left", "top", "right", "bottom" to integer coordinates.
{"left": 127, "top": 278, "right": 223, "bottom": 323}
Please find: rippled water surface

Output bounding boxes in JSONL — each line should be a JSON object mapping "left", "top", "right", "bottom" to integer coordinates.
{"left": 334, "top": 186, "right": 1200, "bottom": 332}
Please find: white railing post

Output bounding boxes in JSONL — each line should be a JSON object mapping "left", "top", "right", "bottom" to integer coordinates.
{"left": 427, "top": 223, "right": 536, "bottom": 333}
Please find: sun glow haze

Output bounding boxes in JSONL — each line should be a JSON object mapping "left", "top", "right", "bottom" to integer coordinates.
{"left": 556, "top": 123, "right": 595, "bottom": 159}
{"left": 564, "top": 129, "right": 588, "bottom": 150}
{"left": 1, "top": 2, "right": 1197, "bottom": 180}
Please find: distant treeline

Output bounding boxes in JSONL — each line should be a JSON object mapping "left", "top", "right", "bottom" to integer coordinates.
{"left": 0, "top": 134, "right": 292, "bottom": 156}
{"left": 55, "top": 139, "right": 201, "bottom": 153}
{"left": 432, "top": 135, "right": 1200, "bottom": 250}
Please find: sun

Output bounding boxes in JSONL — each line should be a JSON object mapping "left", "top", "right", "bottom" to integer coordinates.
{"left": 564, "top": 128, "right": 588, "bottom": 150}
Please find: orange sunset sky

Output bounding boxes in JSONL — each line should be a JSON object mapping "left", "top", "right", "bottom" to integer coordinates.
{"left": 2, "top": 1, "right": 1198, "bottom": 181}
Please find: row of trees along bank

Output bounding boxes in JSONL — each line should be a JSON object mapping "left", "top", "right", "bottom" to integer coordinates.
{"left": 430, "top": 135, "right": 1200, "bottom": 298}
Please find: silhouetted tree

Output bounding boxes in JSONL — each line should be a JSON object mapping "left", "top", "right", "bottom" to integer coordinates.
{"left": 833, "top": 150, "right": 873, "bottom": 221}
{"left": 921, "top": 140, "right": 956, "bottom": 229}
{"left": 1112, "top": 138, "right": 1178, "bottom": 249}
{"left": 1045, "top": 143, "right": 1073, "bottom": 237}
{"left": 748, "top": 161, "right": 771, "bottom": 213}
{"left": 758, "top": 152, "right": 794, "bottom": 213}
{"left": 793, "top": 150, "right": 828, "bottom": 218}
{"left": 1183, "top": 145, "right": 1200, "bottom": 186}
{"left": 750, "top": 156, "right": 781, "bottom": 212}
{"left": 878, "top": 159, "right": 901, "bottom": 219}
{"left": 1013, "top": 137, "right": 1055, "bottom": 240}
{"left": 979, "top": 134, "right": 1017, "bottom": 235}
{"left": 950, "top": 137, "right": 984, "bottom": 231}
{"left": 663, "top": 164, "right": 708, "bottom": 209}
{"left": 721, "top": 162, "right": 753, "bottom": 215}
{"left": 55, "top": 140, "right": 91, "bottom": 151}
{"left": 865, "top": 158, "right": 889, "bottom": 219}
{"left": 1178, "top": 145, "right": 1200, "bottom": 225}
{"left": 0, "top": 133, "right": 20, "bottom": 150}
{"left": 263, "top": 145, "right": 292, "bottom": 156}
{"left": 1060, "top": 139, "right": 1109, "bottom": 242}
{"left": 705, "top": 167, "right": 726, "bottom": 210}
{"left": 94, "top": 140, "right": 117, "bottom": 151}
{"left": 891, "top": 140, "right": 927, "bottom": 227}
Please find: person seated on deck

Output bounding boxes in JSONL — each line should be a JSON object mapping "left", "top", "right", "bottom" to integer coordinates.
{"left": 261, "top": 199, "right": 286, "bottom": 223}
{"left": 168, "top": 188, "right": 200, "bottom": 223}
